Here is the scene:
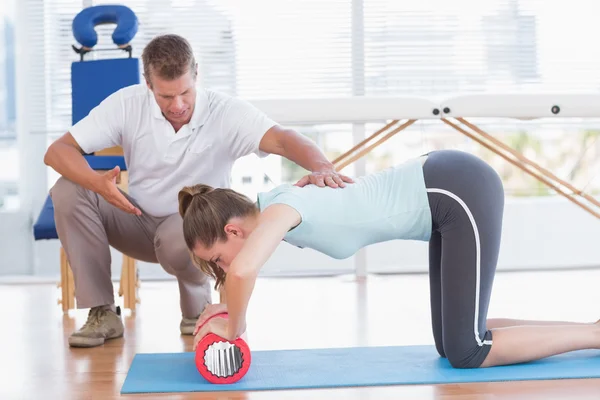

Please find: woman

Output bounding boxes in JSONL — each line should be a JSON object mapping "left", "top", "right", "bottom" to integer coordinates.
{"left": 180, "top": 149, "right": 599, "bottom": 369}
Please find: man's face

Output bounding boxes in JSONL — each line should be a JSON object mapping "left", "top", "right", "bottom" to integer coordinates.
{"left": 147, "top": 67, "right": 197, "bottom": 126}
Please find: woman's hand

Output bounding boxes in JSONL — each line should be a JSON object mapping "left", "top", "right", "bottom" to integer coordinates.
{"left": 194, "top": 303, "right": 228, "bottom": 335}
{"left": 193, "top": 316, "right": 230, "bottom": 351}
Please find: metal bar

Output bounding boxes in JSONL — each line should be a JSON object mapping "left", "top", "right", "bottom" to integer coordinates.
{"left": 352, "top": 124, "right": 368, "bottom": 279}
{"left": 334, "top": 119, "right": 417, "bottom": 171}
{"left": 331, "top": 120, "right": 400, "bottom": 166}
{"left": 442, "top": 118, "right": 600, "bottom": 219}
{"left": 456, "top": 117, "right": 600, "bottom": 210}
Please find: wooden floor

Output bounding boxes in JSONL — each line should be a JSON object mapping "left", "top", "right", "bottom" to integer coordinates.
{"left": 2, "top": 268, "right": 600, "bottom": 399}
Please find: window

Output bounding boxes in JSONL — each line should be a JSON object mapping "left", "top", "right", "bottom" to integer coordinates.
{"left": 359, "top": 0, "right": 600, "bottom": 196}
{"left": 25, "top": 0, "right": 600, "bottom": 199}
{"left": 0, "top": 0, "right": 17, "bottom": 211}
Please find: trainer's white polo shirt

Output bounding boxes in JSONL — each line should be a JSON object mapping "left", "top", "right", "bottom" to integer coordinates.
{"left": 70, "top": 83, "right": 277, "bottom": 217}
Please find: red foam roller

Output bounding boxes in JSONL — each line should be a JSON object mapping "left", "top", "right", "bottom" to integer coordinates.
{"left": 194, "top": 312, "right": 251, "bottom": 384}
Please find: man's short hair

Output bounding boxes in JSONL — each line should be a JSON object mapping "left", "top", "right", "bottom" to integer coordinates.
{"left": 142, "top": 34, "right": 196, "bottom": 82}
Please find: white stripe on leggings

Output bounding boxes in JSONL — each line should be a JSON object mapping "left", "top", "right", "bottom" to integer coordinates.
{"left": 427, "top": 188, "right": 493, "bottom": 347}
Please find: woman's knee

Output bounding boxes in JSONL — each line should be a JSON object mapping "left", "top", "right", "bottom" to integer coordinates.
{"left": 434, "top": 340, "right": 446, "bottom": 359}
{"left": 443, "top": 336, "right": 492, "bottom": 369}
{"left": 430, "top": 321, "right": 446, "bottom": 358}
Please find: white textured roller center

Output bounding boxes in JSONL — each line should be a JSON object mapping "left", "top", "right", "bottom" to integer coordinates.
{"left": 204, "top": 341, "right": 243, "bottom": 378}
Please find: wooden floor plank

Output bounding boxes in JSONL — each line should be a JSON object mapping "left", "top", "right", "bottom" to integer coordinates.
{"left": 1, "top": 269, "right": 599, "bottom": 399}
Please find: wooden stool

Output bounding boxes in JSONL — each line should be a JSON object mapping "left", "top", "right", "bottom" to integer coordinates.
{"left": 57, "top": 246, "right": 140, "bottom": 313}
{"left": 118, "top": 254, "right": 140, "bottom": 311}
{"left": 57, "top": 247, "right": 75, "bottom": 312}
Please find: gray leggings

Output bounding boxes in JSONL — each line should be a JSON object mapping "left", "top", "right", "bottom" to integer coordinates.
{"left": 422, "top": 149, "right": 505, "bottom": 368}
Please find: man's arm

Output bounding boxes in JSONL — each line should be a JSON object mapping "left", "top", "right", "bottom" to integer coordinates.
{"left": 44, "top": 132, "right": 105, "bottom": 193}
{"left": 222, "top": 96, "right": 354, "bottom": 188}
{"left": 44, "top": 133, "right": 141, "bottom": 215}
{"left": 44, "top": 88, "right": 124, "bottom": 186}
{"left": 44, "top": 89, "right": 140, "bottom": 215}
{"left": 259, "top": 125, "right": 354, "bottom": 188}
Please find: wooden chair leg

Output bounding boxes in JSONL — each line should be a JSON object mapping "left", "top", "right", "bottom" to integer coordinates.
{"left": 118, "top": 258, "right": 126, "bottom": 298}
{"left": 58, "top": 247, "right": 76, "bottom": 313}
{"left": 121, "top": 255, "right": 139, "bottom": 312}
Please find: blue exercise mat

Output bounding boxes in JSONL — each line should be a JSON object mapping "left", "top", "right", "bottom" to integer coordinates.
{"left": 121, "top": 345, "right": 600, "bottom": 394}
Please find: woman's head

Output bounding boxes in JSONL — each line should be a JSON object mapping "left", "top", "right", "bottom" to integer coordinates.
{"left": 178, "top": 184, "right": 259, "bottom": 288}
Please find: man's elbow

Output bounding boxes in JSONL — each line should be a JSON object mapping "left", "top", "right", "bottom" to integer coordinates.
{"left": 44, "top": 139, "right": 64, "bottom": 167}
{"left": 43, "top": 144, "right": 55, "bottom": 166}
{"left": 44, "top": 132, "right": 80, "bottom": 166}
{"left": 278, "top": 128, "right": 301, "bottom": 148}
{"left": 260, "top": 125, "right": 293, "bottom": 156}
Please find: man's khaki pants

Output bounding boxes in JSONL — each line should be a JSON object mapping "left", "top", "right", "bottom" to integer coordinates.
{"left": 49, "top": 177, "right": 212, "bottom": 318}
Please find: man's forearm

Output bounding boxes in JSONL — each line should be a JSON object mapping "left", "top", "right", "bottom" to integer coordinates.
{"left": 44, "top": 142, "right": 103, "bottom": 192}
{"left": 280, "top": 129, "right": 335, "bottom": 172}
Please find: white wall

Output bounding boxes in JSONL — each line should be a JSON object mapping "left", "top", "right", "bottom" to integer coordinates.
{"left": 0, "top": 211, "right": 33, "bottom": 275}
{"left": 1, "top": 194, "right": 597, "bottom": 282}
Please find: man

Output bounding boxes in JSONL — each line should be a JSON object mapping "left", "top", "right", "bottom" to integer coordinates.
{"left": 44, "top": 34, "right": 353, "bottom": 348}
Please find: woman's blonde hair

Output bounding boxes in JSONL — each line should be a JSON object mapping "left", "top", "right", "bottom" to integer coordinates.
{"left": 178, "top": 184, "right": 258, "bottom": 289}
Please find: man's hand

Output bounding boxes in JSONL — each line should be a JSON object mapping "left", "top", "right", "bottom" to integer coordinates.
{"left": 193, "top": 316, "right": 231, "bottom": 350}
{"left": 94, "top": 166, "right": 142, "bottom": 216}
{"left": 258, "top": 126, "right": 355, "bottom": 189}
{"left": 194, "top": 303, "right": 228, "bottom": 335}
{"left": 294, "top": 168, "right": 354, "bottom": 188}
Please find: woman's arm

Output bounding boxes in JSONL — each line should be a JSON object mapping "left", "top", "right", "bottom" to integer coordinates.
{"left": 219, "top": 286, "right": 227, "bottom": 304}
{"left": 224, "top": 203, "right": 301, "bottom": 340}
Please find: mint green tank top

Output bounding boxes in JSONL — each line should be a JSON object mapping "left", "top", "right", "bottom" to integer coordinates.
{"left": 256, "top": 157, "right": 432, "bottom": 260}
